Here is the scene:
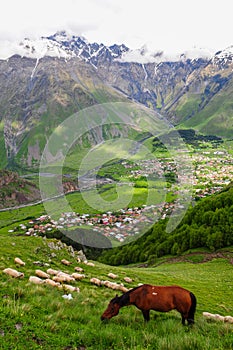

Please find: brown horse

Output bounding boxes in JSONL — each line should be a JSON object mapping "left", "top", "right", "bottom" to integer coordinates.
{"left": 101, "top": 284, "right": 196, "bottom": 325}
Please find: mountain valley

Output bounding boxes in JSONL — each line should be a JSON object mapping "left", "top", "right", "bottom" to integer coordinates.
{"left": 1, "top": 31, "right": 233, "bottom": 170}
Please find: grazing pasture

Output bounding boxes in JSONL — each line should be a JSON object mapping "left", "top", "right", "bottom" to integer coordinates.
{"left": 0, "top": 234, "right": 232, "bottom": 349}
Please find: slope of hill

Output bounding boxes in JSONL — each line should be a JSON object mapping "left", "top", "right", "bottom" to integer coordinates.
{"left": 0, "top": 170, "right": 40, "bottom": 208}
{"left": 99, "top": 183, "right": 233, "bottom": 266}
{"left": 0, "top": 232, "right": 232, "bottom": 349}
{"left": 0, "top": 54, "right": 127, "bottom": 170}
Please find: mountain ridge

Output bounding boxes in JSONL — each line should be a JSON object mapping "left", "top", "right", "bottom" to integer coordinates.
{"left": 1, "top": 31, "right": 233, "bottom": 169}
{"left": 0, "top": 30, "right": 223, "bottom": 64}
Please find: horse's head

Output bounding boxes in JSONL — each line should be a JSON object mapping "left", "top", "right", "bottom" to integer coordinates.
{"left": 101, "top": 295, "right": 121, "bottom": 320}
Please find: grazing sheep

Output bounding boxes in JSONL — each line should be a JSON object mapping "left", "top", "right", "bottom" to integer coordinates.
{"left": 14, "top": 257, "right": 26, "bottom": 266}
{"left": 101, "top": 280, "right": 128, "bottom": 292}
{"left": 123, "top": 277, "right": 133, "bottom": 283}
{"left": 71, "top": 273, "right": 86, "bottom": 280}
{"left": 90, "top": 277, "right": 102, "bottom": 286}
{"left": 53, "top": 272, "right": 75, "bottom": 283}
{"left": 35, "top": 269, "right": 50, "bottom": 279}
{"left": 203, "top": 312, "right": 233, "bottom": 323}
{"left": 86, "top": 262, "right": 95, "bottom": 267}
{"left": 202, "top": 312, "right": 212, "bottom": 318}
{"left": 74, "top": 266, "right": 84, "bottom": 273}
{"left": 47, "top": 268, "right": 59, "bottom": 275}
{"left": 101, "top": 280, "right": 112, "bottom": 288}
{"left": 108, "top": 273, "right": 118, "bottom": 279}
{"left": 57, "top": 271, "right": 74, "bottom": 279}
{"left": 118, "top": 285, "right": 129, "bottom": 293}
{"left": 109, "top": 282, "right": 120, "bottom": 290}
{"left": 224, "top": 316, "right": 233, "bottom": 323}
{"left": 53, "top": 275, "right": 68, "bottom": 283}
{"left": 45, "top": 278, "right": 60, "bottom": 287}
{"left": 214, "top": 314, "right": 225, "bottom": 322}
{"left": 58, "top": 284, "right": 80, "bottom": 293}
{"left": 57, "top": 275, "right": 74, "bottom": 283}
{"left": 29, "top": 276, "right": 44, "bottom": 284}
{"left": 3, "top": 268, "right": 24, "bottom": 278}
{"left": 61, "top": 259, "right": 72, "bottom": 266}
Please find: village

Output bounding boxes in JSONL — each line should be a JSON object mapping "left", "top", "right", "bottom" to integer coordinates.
{"left": 10, "top": 203, "right": 171, "bottom": 244}
{"left": 123, "top": 149, "right": 233, "bottom": 199}
{"left": 9, "top": 149, "right": 233, "bottom": 243}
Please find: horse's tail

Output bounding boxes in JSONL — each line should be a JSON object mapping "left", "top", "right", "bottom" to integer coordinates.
{"left": 188, "top": 292, "right": 196, "bottom": 324}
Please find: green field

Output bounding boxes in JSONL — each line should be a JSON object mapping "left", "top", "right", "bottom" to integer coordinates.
{"left": 0, "top": 233, "right": 232, "bottom": 350}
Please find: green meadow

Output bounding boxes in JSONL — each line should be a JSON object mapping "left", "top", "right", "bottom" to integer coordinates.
{"left": 0, "top": 233, "right": 232, "bottom": 350}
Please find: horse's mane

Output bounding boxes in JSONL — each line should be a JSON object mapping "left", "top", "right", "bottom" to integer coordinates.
{"left": 112, "top": 285, "right": 143, "bottom": 307}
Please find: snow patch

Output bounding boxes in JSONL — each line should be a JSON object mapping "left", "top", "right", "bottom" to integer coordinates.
{"left": 31, "top": 58, "right": 39, "bottom": 79}
{"left": 142, "top": 63, "right": 148, "bottom": 80}
{"left": 0, "top": 37, "right": 75, "bottom": 60}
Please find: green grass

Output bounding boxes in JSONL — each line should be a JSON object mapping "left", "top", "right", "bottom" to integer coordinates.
{"left": 0, "top": 232, "right": 232, "bottom": 349}
{"left": 182, "top": 91, "right": 233, "bottom": 139}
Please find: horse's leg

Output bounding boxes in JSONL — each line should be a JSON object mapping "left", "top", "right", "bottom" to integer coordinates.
{"left": 141, "top": 309, "right": 150, "bottom": 322}
{"left": 187, "top": 317, "right": 195, "bottom": 325}
{"left": 181, "top": 314, "right": 186, "bottom": 325}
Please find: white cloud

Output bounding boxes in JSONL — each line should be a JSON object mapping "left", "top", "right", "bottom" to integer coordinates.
{"left": 0, "top": 0, "right": 232, "bottom": 54}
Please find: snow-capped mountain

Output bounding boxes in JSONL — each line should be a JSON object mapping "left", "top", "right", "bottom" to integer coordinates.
{"left": 1, "top": 31, "right": 233, "bottom": 169}
{"left": 0, "top": 30, "right": 216, "bottom": 65}
{"left": 212, "top": 45, "right": 233, "bottom": 67}
{"left": 47, "top": 31, "right": 129, "bottom": 66}
{"left": 0, "top": 31, "right": 129, "bottom": 66}
{"left": 0, "top": 36, "right": 74, "bottom": 60}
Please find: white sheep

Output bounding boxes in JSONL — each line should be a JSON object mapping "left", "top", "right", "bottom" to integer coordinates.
{"left": 101, "top": 280, "right": 112, "bottom": 288}
{"left": 118, "top": 285, "right": 129, "bottom": 293}
{"left": 90, "top": 277, "right": 102, "bottom": 286}
{"left": 108, "top": 272, "right": 118, "bottom": 279}
{"left": 74, "top": 266, "right": 84, "bottom": 273}
{"left": 224, "top": 316, "right": 233, "bottom": 323}
{"left": 85, "top": 262, "right": 95, "bottom": 267}
{"left": 14, "top": 257, "right": 26, "bottom": 266}
{"left": 214, "top": 314, "right": 225, "bottom": 322}
{"left": 101, "top": 280, "right": 121, "bottom": 291}
{"left": 45, "top": 278, "right": 60, "bottom": 287}
{"left": 61, "top": 259, "right": 72, "bottom": 266}
{"left": 123, "top": 277, "right": 133, "bottom": 283}
{"left": 101, "top": 279, "right": 129, "bottom": 293}
{"left": 202, "top": 312, "right": 213, "bottom": 318}
{"left": 29, "top": 276, "right": 44, "bottom": 284}
{"left": 53, "top": 273, "right": 75, "bottom": 283}
{"left": 35, "top": 269, "right": 50, "bottom": 279}
{"left": 58, "top": 275, "right": 75, "bottom": 283}
{"left": 71, "top": 273, "right": 86, "bottom": 280}
{"left": 3, "top": 268, "right": 24, "bottom": 278}
{"left": 203, "top": 312, "right": 233, "bottom": 323}
{"left": 58, "top": 284, "right": 80, "bottom": 293}
{"left": 47, "top": 268, "right": 59, "bottom": 275}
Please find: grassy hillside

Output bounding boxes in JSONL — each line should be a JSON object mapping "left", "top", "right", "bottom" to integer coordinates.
{"left": 0, "top": 56, "right": 127, "bottom": 171}
{"left": 0, "top": 232, "right": 232, "bottom": 349}
{"left": 180, "top": 82, "right": 233, "bottom": 138}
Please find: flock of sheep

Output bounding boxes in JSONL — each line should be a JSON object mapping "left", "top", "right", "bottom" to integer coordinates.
{"left": 3, "top": 257, "right": 132, "bottom": 295}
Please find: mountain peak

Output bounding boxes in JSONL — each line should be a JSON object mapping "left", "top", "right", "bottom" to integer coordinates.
{"left": 212, "top": 45, "right": 233, "bottom": 67}
{"left": 0, "top": 31, "right": 129, "bottom": 65}
{"left": 0, "top": 31, "right": 231, "bottom": 67}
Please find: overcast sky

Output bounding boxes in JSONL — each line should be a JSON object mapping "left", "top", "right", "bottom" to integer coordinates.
{"left": 1, "top": 0, "right": 232, "bottom": 54}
